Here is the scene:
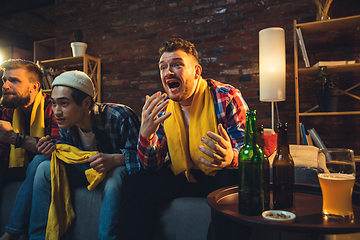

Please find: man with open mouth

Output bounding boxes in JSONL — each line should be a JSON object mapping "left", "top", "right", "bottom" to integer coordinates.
{"left": 119, "top": 38, "right": 251, "bottom": 239}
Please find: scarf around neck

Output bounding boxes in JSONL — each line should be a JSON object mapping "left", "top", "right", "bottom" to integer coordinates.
{"left": 9, "top": 90, "right": 45, "bottom": 168}
{"left": 164, "top": 77, "right": 221, "bottom": 182}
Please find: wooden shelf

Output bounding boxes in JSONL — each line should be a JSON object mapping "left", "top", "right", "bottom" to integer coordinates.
{"left": 299, "top": 63, "right": 360, "bottom": 75}
{"left": 33, "top": 38, "right": 55, "bottom": 62}
{"left": 294, "top": 15, "right": 360, "bottom": 145}
{"left": 299, "top": 111, "right": 360, "bottom": 116}
{"left": 39, "top": 56, "right": 85, "bottom": 68}
{"left": 296, "top": 15, "right": 360, "bottom": 35}
{"left": 39, "top": 55, "right": 100, "bottom": 68}
{"left": 37, "top": 54, "right": 101, "bottom": 102}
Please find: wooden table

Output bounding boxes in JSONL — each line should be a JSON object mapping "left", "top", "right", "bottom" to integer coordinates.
{"left": 207, "top": 184, "right": 360, "bottom": 240}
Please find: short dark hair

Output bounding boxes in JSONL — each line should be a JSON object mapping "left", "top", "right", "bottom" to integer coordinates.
{"left": 53, "top": 85, "right": 95, "bottom": 109}
{"left": 0, "top": 59, "right": 43, "bottom": 85}
{"left": 159, "top": 38, "right": 199, "bottom": 63}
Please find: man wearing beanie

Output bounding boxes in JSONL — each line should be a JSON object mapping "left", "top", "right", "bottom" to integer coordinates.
{"left": 2, "top": 70, "right": 141, "bottom": 240}
{"left": 0, "top": 59, "right": 60, "bottom": 240}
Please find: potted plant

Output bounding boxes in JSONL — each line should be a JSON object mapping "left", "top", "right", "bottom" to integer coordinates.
{"left": 70, "top": 29, "right": 87, "bottom": 57}
{"left": 309, "top": 66, "right": 340, "bottom": 112}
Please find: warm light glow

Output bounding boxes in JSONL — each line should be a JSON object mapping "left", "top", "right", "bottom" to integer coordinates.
{"left": 0, "top": 54, "right": 2, "bottom": 63}
{"left": 259, "top": 27, "right": 286, "bottom": 102}
{"left": 269, "top": 67, "right": 276, "bottom": 72}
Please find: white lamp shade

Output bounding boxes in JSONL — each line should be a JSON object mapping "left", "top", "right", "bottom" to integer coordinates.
{"left": 259, "top": 27, "right": 286, "bottom": 102}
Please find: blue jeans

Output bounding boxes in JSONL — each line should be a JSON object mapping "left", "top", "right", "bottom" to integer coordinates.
{"left": 4, "top": 155, "right": 49, "bottom": 235}
{"left": 29, "top": 160, "right": 127, "bottom": 240}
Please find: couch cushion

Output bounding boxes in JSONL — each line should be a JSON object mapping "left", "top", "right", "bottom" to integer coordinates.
{"left": 61, "top": 185, "right": 102, "bottom": 240}
{"left": 0, "top": 181, "right": 28, "bottom": 240}
{"left": 155, "top": 197, "right": 211, "bottom": 240}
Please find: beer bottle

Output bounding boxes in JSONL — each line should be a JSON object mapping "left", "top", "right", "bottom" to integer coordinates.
{"left": 238, "top": 110, "right": 264, "bottom": 215}
{"left": 273, "top": 123, "right": 295, "bottom": 208}
{"left": 257, "top": 125, "right": 270, "bottom": 207}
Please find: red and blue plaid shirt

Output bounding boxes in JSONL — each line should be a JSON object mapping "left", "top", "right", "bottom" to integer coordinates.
{"left": 0, "top": 92, "right": 60, "bottom": 163}
{"left": 138, "top": 79, "right": 249, "bottom": 171}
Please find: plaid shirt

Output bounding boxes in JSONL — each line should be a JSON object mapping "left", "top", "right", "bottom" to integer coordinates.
{"left": 138, "top": 79, "right": 249, "bottom": 171}
{"left": 0, "top": 92, "right": 60, "bottom": 163}
{"left": 60, "top": 103, "right": 141, "bottom": 175}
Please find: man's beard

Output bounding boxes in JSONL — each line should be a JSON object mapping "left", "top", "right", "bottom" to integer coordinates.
{"left": 1, "top": 92, "right": 31, "bottom": 109}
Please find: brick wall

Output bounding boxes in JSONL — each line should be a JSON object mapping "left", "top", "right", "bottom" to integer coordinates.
{"left": 54, "top": 0, "right": 360, "bottom": 153}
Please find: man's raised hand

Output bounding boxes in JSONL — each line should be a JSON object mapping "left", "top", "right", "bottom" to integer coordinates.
{"left": 140, "top": 92, "right": 172, "bottom": 139}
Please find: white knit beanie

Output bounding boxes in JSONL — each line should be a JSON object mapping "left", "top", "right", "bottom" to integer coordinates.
{"left": 52, "top": 70, "right": 95, "bottom": 98}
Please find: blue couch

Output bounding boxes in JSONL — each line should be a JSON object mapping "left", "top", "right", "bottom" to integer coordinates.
{"left": 0, "top": 180, "right": 211, "bottom": 240}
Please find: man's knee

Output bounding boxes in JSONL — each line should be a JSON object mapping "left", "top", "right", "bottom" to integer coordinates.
{"left": 34, "top": 160, "right": 51, "bottom": 184}
{"left": 102, "top": 166, "right": 127, "bottom": 190}
{"left": 27, "top": 155, "right": 49, "bottom": 175}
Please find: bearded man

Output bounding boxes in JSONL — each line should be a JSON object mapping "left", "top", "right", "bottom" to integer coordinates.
{"left": 0, "top": 59, "right": 60, "bottom": 181}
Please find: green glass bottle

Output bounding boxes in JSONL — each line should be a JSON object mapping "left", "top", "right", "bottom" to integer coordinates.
{"left": 238, "top": 110, "right": 264, "bottom": 215}
{"left": 257, "top": 124, "right": 270, "bottom": 207}
{"left": 273, "top": 122, "right": 295, "bottom": 208}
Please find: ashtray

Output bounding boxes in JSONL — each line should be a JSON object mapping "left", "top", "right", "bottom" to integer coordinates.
{"left": 262, "top": 210, "right": 296, "bottom": 222}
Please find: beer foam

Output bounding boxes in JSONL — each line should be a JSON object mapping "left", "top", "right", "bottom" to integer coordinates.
{"left": 318, "top": 173, "right": 355, "bottom": 180}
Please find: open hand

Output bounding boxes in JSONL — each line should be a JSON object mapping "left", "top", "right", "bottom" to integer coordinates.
{"left": 140, "top": 92, "right": 172, "bottom": 139}
{"left": 198, "top": 123, "right": 234, "bottom": 168}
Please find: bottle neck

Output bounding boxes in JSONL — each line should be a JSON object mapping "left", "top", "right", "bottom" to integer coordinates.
{"left": 277, "top": 128, "right": 290, "bottom": 154}
{"left": 257, "top": 126, "right": 264, "bottom": 149}
{"left": 244, "top": 114, "right": 258, "bottom": 146}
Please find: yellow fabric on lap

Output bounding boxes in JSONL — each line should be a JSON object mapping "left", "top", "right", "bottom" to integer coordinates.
{"left": 164, "top": 77, "right": 220, "bottom": 182}
{"left": 9, "top": 90, "right": 45, "bottom": 168}
{"left": 46, "top": 143, "right": 106, "bottom": 240}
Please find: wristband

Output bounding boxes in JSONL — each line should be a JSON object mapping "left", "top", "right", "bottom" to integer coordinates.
{"left": 15, "top": 133, "right": 26, "bottom": 148}
{"left": 15, "top": 133, "right": 20, "bottom": 148}
{"left": 19, "top": 134, "right": 26, "bottom": 148}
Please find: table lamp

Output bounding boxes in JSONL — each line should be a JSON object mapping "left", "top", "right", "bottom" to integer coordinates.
{"left": 259, "top": 27, "right": 286, "bottom": 130}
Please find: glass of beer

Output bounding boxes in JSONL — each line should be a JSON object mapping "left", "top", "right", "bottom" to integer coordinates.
{"left": 317, "top": 148, "right": 356, "bottom": 220}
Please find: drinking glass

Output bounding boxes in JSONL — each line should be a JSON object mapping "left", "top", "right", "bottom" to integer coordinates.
{"left": 317, "top": 148, "right": 356, "bottom": 220}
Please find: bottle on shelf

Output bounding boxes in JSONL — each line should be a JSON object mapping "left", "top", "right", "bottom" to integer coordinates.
{"left": 238, "top": 110, "right": 264, "bottom": 215}
{"left": 257, "top": 124, "right": 270, "bottom": 207}
{"left": 273, "top": 122, "right": 295, "bottom": 208}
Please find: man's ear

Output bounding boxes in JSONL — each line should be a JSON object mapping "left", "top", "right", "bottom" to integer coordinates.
{"left": 195, "top": 64, "right": 202, "bottom": 80}
{"left": 31, "top": 81, "right": 41, "bottom": 93}
{"left": 82, "top": 96, "right": 92, "bottom": 109}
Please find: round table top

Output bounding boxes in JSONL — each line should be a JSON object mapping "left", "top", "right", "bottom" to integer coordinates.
{"left": 206, "top": 184, "right": 360, "bottom": 234}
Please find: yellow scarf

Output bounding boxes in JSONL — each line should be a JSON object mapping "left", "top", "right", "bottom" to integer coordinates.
{"left": 46, "top": 144, "right": 106, "bottom": 240}
{"left": 164, "top": 77, "right": 221, "bottom": 182}
{"left": 9, "top": 90, "right": 45, "bottom": 168}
